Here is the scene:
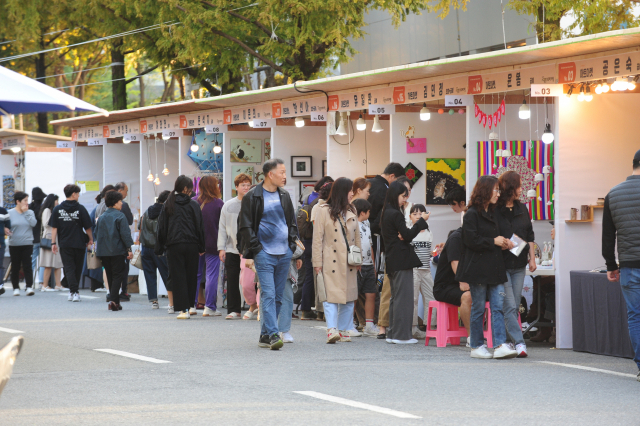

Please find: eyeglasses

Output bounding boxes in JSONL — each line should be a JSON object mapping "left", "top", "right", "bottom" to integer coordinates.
{"left": 493, "top": 188, "right": 501, "bottom": 193}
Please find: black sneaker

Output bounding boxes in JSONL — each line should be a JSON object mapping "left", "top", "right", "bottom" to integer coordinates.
{"left": 301, "top": 310, "right": 317, "bottom": 320}
{"left": 258, "top": 335, "right": 270, "bottom": 348}
{"left": 119, "top": 293, "right": 131, "bottom": 301}
{"left": 0, "top": 286, "right": 4, "bottom": 296}
{"left": 637, "top": 371, "right": 640, "bottom": 382}
{"left": 269, "top": 333, "right": 283, "bottom": 350}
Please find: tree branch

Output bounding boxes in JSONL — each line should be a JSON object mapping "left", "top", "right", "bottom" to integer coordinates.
{"left": 125, "top": 64, "right": 160, "bottom": 84}
{"left": 185, "top": 67, "right": 217, "bottom": 94}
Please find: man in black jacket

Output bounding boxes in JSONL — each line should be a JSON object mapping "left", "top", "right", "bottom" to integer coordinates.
{"left": 29, "top": 187, "right": 46, "bottom": 286}
{"left": 602, "top": 149, "right": 640, "bottom": 380}
{"left": 238, "top": 158, "right": 297, "bottom": 350}
{"left": 367, "top": 162, "right": 405, "bottom": 256}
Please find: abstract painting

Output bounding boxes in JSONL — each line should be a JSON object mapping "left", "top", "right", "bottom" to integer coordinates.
{"left": 426, "top": 158, "right": 465, "bottom": 205}
{"left": 230, "top": 139, "right": 261, "bottom": 163}
{"left": 187, "top": 129, "right": 223, "bottom": 172}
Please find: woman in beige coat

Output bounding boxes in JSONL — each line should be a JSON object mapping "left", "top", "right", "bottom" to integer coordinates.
{"left": 313, "top": 178, "right": 361, "bottom": 343}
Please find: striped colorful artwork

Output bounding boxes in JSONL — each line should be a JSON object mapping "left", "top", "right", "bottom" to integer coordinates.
{"left": 477, "top": 141, "right": 554, "bottom": 220}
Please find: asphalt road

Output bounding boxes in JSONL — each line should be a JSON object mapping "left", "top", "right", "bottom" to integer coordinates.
{"left": 0, "top": 289, "right": 639, "bottom": 425}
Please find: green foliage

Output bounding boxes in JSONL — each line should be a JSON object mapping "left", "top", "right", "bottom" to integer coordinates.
{"left": 442, "top": 158, "right": 463, "bottom": 171}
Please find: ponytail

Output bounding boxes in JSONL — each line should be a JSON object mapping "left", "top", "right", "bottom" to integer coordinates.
{"left": 165, "top": 175, "right": 193, "bottom": 216}
{"left": 95, "top": 184, "right": 115, "bottom": 204}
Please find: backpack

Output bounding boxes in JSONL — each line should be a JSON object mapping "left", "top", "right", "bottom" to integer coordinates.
{"left": 296, "top": 202, "right": 314, "bottom": 241}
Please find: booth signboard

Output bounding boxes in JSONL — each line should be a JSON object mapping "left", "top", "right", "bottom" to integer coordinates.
{"left": 56, "top": 141, "right": 73, "bottom": 149}
{"left": 311, "top": 112, "right": 327, "bottom": 121}
{"left": 161, "top": 129, "right": 179, "bottom": 139}
{"left": 445, "top": 95, "right": 473, "bottom": 107}
{"left": 252, "top": 119, "right": 275, "bottom": 128}
{"left": 279, "top": 97, "right": 325, "bottom": 118}
{"left": 87, "top": 138, "right": 107, "bottom": 146}
{"left": 123, "top": 133, "right": 142, "bottom": 142}
{"left": 1, "top": 135, "right": 26, "bottom": 150}
{"left": 559, "top": 50, "right": 640, "bottom": 84}
{"left": 204, "top": 124, "right": 228, "bottom": 134}
{"left": 104, "top": 120, "right": 141, "bottom": 137}
{"left": 531, "top": 84, "right": 563, "bottom": 97}
{"left": 368, "top": 104, "right": 395, "bottom": 115}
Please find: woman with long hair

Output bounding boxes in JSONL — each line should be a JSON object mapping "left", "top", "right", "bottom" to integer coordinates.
{"left": 312, "top": 177, "right": 362, "bottom": 343}
{"left": 380, "top": 182, "right": 429, "bottom": 344}
{"left": 497, "top": 171, "right": 535, "bottom": 358}
{"left": 456, "top": 175, "right": 517, "bottom": 359}
{"left": 94, "top": 184, "right": 116, "bottom": 221}
{"left": 351, "top": 177, "right": 371, "bottom": 201}
{"left": 156, "top": 175, "right": 205, "bottom": 319}
{"left": 39, "top": 194, "right": 63, "bottom": 291}
{"left": 193, "top": 176, "right": 225, "bottom": 317}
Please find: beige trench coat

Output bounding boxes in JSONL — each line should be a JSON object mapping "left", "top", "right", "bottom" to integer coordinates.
{"left": 312, "top": 205, "right": 361, "bottom": 304}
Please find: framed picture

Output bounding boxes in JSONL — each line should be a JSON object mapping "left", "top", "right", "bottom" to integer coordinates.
{"left": 299, "top": 180, "right": 316, "bottom": 202}
{"left": 230, "top": 139, "right": 261, "bottom": 163}
{"left": 426, "top": 158, "right": 466, "bottom": 205}
{"left": 322, "top": 160, "right": 327, "bottom": 177}
{"left": 291, "top": 156, "right": 313, "bottom": 177}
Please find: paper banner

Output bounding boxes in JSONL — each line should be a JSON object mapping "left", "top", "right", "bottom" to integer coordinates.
{"left": 559, "top": 51, "right": 640, "bottom": 84}
{"left": 475, "top": 104, "right": 480, "bottom": 117}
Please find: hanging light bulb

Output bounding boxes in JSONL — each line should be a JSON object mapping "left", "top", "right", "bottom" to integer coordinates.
{"left": 371, "top": 115, "right": 383, "bottom": 133}
{"left": 213, "top": 141, "right": 222, "bottom": 154}
{"left": 519, "top": 99, "right": 530, "bottom": 119}
{"left": 123, "top": 135, "right": 131, "bottom": 144}
{"left": 154, "top": 174, "right": 160, "bottom": 185}
{"left": 565, "top": 85, "right": 574, "bottom": 98}
{"left": 577, "top": 85, "right": 585, "bottom": 101}
{"left": 248, "top": 120, "right": 254, "bottom": 128}
{"left": 534, "top": 173, "right": 545, "bottom": 182}
{"left": 336, "top": 113, "right": 347, "bottom": 136}
{"left": 627, "top": 76, "right": 636, "bottom": 91}
{"left": 10, "top": 146, "right": 21, "bottom": 153}
{"left": 527, "top": 189, "right": 537, "bottom": 198}
{"left": 420, "top": 103, "right": 430, "bottom": 121}
{"left": 162, "top": 133, "right": 171, "bottom": 141}
{"left": 584, "top": 85, "right": 593, "bottom": 102}
{"left": 356, "top": 114, "right": 366, "bottom": 131}
{"left": 611, "top": 77, "right": 624, "bottom": 91}
{"left": 502, "top": 149, "right": 511, "bottom": 157}
{"left": 162, "top": 164, "right": 169, "bottom": 175}
{"left": 495, "top": 149, "right": 503, "bottom": 157}
{"left": 147, "top": 170, "right": 154, "bottom": 181}
{"left": 542, "top": 123, "right": 554, "bottom": 144}
{"left": 489, "top": 131, "right": 498, "bottom": 141}
{"left": 602, "top": 81, "right": 610, "bottom": 93}
{"left": 190, "top": 139, "right": 199, "bottom": 152}
{"left": 295, "top": 117, "right": 305, "bottom": 128}
{"left": 595, "top": 84, "right": 603, "bottom": 95}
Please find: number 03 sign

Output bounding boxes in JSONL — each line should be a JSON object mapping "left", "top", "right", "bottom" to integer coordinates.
{"left": 530, "top": 84, "right": 563, "bottom": 97}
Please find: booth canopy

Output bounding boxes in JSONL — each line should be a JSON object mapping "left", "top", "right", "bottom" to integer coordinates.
{"left": 0, "top": 65, "right": 108, "bottom": 116}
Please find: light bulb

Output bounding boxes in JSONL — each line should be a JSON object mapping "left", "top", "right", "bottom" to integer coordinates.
{"left": 295, "top": 117, "right": 305, "bottom": 128}
{"left": 602, "top": 82, "right": 610, "bottom": 93}
{"left": 627, "top": 77, "right": 636, "bottom": 91}
{"left": 154, "top": 175, "right": 160, "bottom": 185}
{"left": 585, "top": 86, "right": 593, "bottom": 102}
{"left": 518, "top": 100, "right": 530, "bottom": 119}
{"left": 10, "top": 147, "right": 21, "bottom": 153}
{"left": 489, "top": 131, "right": 498, "bottom": 141}
{"left": 147, "top": 170, "right": 154, "bottom": 182}
{"left": 123, "top": 136, "right": 131, "bottom": 144}
{"left": 534, "top": 173, "right": 544, "bottom": 182}
{"left": 527, "top": 189, "right": 537, "bottom": 198}
{"left": 595, "top": 84, "right": 602, "bottom": 95}
{"left": 495, "top": 149, "right": 503, "bottom": 157}
{"left": 248, "top": 120, "right": 254, "bottom": 128}
{"left": 577, "top": 86, "right": 585, "bottom": 101}
{"left": 356, "top": 114, "right": 366, "bottom": 131}
{"left": 336, "top": 117, "right": 347, "bottom": 135}
{"left": 162, "top": 133, "right": 170, "bottom": 141}
{"left": 190, "top": 142, "right": 199, "bottom": 152}
{"left": 612, "top": 78, "right": 624, "bottom": 91}
{"left": 542, "top": 123, "right": 554, "bottom": 144}
{"left": 213, "top": 144, "right": 222, "bottom": 154}
{"left": 162, "top": 165, "right": 169, "bottom": 176}
{"left": 371, "top": 115, "right": 383, "bottom": 133}
{"left": 420, "top": 103, "right": 430, "bottom": 121}
{"left": 502, "top": 149, "right": 511, "bottom": 157}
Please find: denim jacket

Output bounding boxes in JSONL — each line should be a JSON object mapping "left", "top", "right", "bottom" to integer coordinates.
{"left": 95, "top": 208, "right": 134, "bottom": 257}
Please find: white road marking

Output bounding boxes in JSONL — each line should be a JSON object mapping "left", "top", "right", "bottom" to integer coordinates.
{"left": 294, "top": 391, "right": 422, "bottom": 419}
{"left": 537, "top": 361, "right": 637, "bottom": 379}
{"left": 59, "top": 294, "right": 98, "bottom": 299}
{"left": 0, "top": 327, "right": 24, "bottom": 334}
{"left": 94, "top": 349, "right": 171, "bottom": 364}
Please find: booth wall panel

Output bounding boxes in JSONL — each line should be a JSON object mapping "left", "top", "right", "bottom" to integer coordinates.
{"left": 75, "top": 146, "right": 103, "bottom": 211}
{"left": 140, "top": 139, "right": 178, "bottom": 214}
{"left": 224, "top": 131, "right": 270, "bottom": 200}
{"left": 556, "top": 94, "right": 640, "bottom": 348}
{"left": 25, "top": 151, "right": 73, "bottom": 206}
{"left": 390, "top": 111, "right": 466, "bottom": 246}
{"left": 104, "top": 143, "right": 140, "bottom": 218}
{"left": 272, "top": 126, "right": 326, "bottom": 206}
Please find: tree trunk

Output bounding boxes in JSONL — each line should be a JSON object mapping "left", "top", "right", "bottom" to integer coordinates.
{"left": 35, "top": 33, "right": 48, "bottom": 133}
{"left": 536, "top": 5, "right": 563, "bottom": 43}
{"left": 264, "top": 67, "right": 276, "bottom": 88}
{"left": 178, "top": 77, "right": 186, "bottom": 100}
{"left": 169, "top": 75, "right": 176, "bottom": 102}
{"left": 111, "top": 39, "right": 127, "bottom": 110}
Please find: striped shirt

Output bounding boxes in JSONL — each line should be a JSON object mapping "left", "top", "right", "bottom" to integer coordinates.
{"left": 411, "top": 230, "right": 432, "bottom": 270}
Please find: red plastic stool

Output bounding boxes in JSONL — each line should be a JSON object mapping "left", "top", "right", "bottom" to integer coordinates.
{"left": 425, "top": 301, "right": 468, "bottom": 347}
{"left": 483, "top": 301, "right": 522, "bottom": 348}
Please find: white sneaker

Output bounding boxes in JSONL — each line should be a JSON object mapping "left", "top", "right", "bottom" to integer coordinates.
{"left": 412, "top": 328, "right": 426, "bottom": 339}
{"left": 280, "top": 332, "right": 294, "bottom": 343}
{"left": 362, "top": 323, "right": 379, "bottom": 337}
{"left": 188, "top": 307, "right": 197, "bottom": 315}
{"left": 345, "top": 328, "right": 362, "bottom": 337}
{"left": 327, "top": 328, "right": 341, "bottom": 344}
{"left": 177, "top": 311, "right": 191, "bottom": 319}
{"left": 516, "top": 343, "right": 528, "bottom": 358}
{"left": 93, "top": 288, "right": 108, "bottom": 293}
{"left": 493, "top": 343, "right": 518, "bottom": 359}
{"left": 392, "top": 339, "right": 418, "bottom": 344}
{"left": 151, "top": 301, "right": 159, "bottom": 309}
{"left": 213, "top": 310, "right": 223, "bottom": 316}
{"left": 67, "top": 292, "right": 73, "bottom": 301}
{"left": 521, "top": 321, "right": 530, "bottom": 331}
{"left": 168, "top": 306, "right": 175, "bottom": 314}
{"left": 13, "top": 289, "right": 20, "bottom": 296}
{"left": 72, "top": 293, "right": 80, "bottom": 302}
{"left": 470, "top": 344, "right": 493, "bottom": 359}
{"left": 26, "top": 287, "right": 34, "bottom": 296}
{"left": 202, "top": 307, "right": 215, "bottom": 316}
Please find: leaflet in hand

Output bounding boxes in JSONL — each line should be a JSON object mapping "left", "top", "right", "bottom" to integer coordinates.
{"left": 510, "top": 234, "right": 527, "bottom": 257}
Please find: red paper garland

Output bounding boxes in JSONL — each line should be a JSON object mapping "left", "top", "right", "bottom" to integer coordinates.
{"left": 475, "top": 99, "right": 506, "bottom": 128}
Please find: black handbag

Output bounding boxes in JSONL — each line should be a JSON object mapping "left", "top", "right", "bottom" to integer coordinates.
{"left": 40, "top": 238, "right": 52, "bottom": 250}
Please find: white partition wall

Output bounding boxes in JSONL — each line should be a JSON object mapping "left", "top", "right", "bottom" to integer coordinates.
{"left": 140, "top": 138, "right": 179, "bottom": 212}
{"left": 104, "top": 142, "right": 141, "bottom": 218}
{"left": 25, "top": 149, "right": 73, "bottom": 204}
{"left": 74, "top": 146, "right": 104, "bottom": 211}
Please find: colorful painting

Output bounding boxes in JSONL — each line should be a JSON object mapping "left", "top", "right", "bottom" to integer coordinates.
{"left": 406, "top": 138, "right": 426, "bottom": 153}
{"left": 404, "top": 162, "right": 423, "bottom": 185}
{"left": 231, "top": 166, "right": 253, "bottom": 197}
{"left": 264, "top": 138, "right": 271, "bottom": 161}
{"left": 3, "top": 175, "right": 15, "bottom": 209}
{"left": 426, "top": 158, "right": 465, "bottom": 205}
{"left": 477, "top": 140, "right": 553, "bottom": 220}
{"left": 230, "top": 139, "right": 261, "bottom": 163}
{"left": 187, "top": 130, "right": 223, "bottom": 172}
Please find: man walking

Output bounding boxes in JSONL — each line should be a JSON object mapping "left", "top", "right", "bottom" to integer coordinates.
{"left": 238, "top": 159, "right": 298, "bottom": 350}
{"left": 114, "top": 182, "right": 134, "bottom": 301}
{"left": 51, "top": 184, "right": 93, "bottom": 302}
{"left": 602, "top": 149, "right": 640, "bottom": 382}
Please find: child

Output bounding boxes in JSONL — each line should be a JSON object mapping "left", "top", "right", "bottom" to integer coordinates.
{"left": 409, "top": 204, "right": 434, "bottom": 339}
{"left": 352, "top": 198, "right": 379, "bottom": 337}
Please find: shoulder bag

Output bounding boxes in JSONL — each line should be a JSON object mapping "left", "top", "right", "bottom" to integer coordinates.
{"left": 87, "top": 244, "right": 102, "bottom": 269}
{"left": 39, "top": 209, "right": 52, "bottom": 249}
{"left": 338, "top": 216, "right": 362, "bottom": 266}
{"left": 131, "top": 246, "right": 143, "bottom": 269}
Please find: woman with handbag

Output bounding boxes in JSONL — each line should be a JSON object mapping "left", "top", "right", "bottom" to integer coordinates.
{"left": 39, "top": 194, "right": 63, "bottom": 291}
{"left": 312, "top": 177, "right": 362, "bottom": 343}
{"left": 380, "top": 182, "right": 429, "bottom": 344}
{"left": 156, "top": 175, "right": 205, "bottom": 319}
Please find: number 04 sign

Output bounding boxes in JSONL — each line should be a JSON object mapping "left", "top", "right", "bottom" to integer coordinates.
{"left": 444, "top": 95, "right": 473, "bottom": 107}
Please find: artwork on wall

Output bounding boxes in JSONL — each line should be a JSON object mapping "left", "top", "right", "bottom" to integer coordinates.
{"left": 3, "top": 175, "right": 15, "bottom": 209}
{"left": 230, "top": 139, "right": 261, "bottom": 163}
{"left": 299, "top": 180, "right": 316, "bottom": 203}
{"left": 426, "top": 158, "right": 466, "bottom": 205}
{"left": 406, "top": 138, "right": 427, "bottom": 153}
{"left": 291, "top": 156, "right": 312, "bottom": 177}
{"left": 231, "top": 166, "right": 254, "bottom": 197}
{"left": 264, "top": 138, "right": 271, "bottom": 161}
{"left": 188, "top": 130, "right": 223, "bottom": 172}
{"left": 254, "top": 170, "right": 265, "bottom": 183}
{"left": 404, "top": 162, "right": 423, "bottom": 186}
{"left": 322, "top": 160, "right": 327, "bottom": 177}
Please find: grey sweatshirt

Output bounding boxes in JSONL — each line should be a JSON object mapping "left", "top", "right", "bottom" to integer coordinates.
{"left": 8, "top": 208, "right": 37, "bottom": 246}
{"left": 217, "top": 197, "right": 241, "bottom": 254}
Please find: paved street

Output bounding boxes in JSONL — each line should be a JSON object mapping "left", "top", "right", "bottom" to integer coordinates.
{"left": 0, "top": 289, "right": 639, "bottom": 425}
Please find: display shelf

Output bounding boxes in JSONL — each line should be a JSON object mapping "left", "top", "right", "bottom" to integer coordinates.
{"left": 565, "top": 204, "right": 603, "bottom": 223}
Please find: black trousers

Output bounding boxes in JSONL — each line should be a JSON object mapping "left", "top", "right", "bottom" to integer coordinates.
{"left": 119, "top": 258, "right": 130, "bottom": 295}
{"left": 101, "top": 255, "right": 127, "bottom": 304}
{"left": 60, "top": 247, "right": 86, "bottom": 294}
{"left": 300, "top": 239, "right": 315, "bottom": 311}
{"left": 167, "top": 243, "right": 199, "bottom": 313}
{"left": 225, "top": 252, "right": 242, "bottom": 314}
{"left": 9, "top": 245, "right": 33, "bottom": 289}
{"left": 387, "top": 269, "right": 414, "bottom": 341}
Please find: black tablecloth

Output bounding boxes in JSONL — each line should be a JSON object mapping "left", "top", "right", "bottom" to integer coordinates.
{"left": 570, "top": 270, "right": 634, "bottom": 359}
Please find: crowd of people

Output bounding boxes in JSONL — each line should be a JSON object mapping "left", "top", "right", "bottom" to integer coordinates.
{"left": 0, "top": 159, "right": 543, "bottom": 359}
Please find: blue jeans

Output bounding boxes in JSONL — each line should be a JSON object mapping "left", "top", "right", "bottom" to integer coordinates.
{"left": 32, "top": 243, "right": 44, "bottom": 283}
{"left": 255, "top": 248, "right": 292, "bottom": 336}
{"left": 620, "top": 267, "right": 640, "bottom": 370}
{"left": 141, "top": 246, "right": 169, "bottom": 302}
{"left": 278, "top": 279, "right": 294, "bottom": 333}
{"left": 323, "top": 301, "right": 355, "bottom": 331}
{"left": 470, "top": 283, "right": 507, "bottom": 348}
{"left": 504, "top": 268, "right": 526, "bottom": 345}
